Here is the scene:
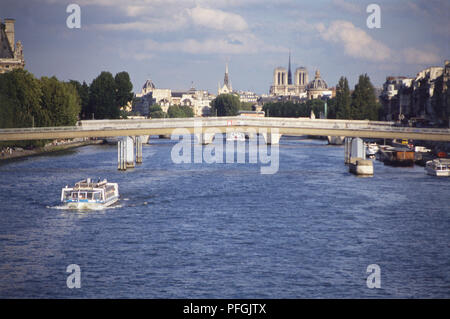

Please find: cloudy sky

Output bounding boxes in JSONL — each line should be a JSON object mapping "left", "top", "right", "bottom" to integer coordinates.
{"left": 1, "top": 0, "right": 449, "bottom": 94}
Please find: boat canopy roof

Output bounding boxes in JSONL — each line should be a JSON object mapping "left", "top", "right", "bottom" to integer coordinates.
{"left": 433, "top": 158, "right": 450, "bottom": 164}
{"left": 74, "top": 178, "right": 108, "bottom": 189}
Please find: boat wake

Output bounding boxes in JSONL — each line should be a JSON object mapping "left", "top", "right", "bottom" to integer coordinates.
{"left": 46, "top": 204, "right": 123, "bottom": 211}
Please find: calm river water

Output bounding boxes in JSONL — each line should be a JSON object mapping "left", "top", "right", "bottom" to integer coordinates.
{"left": 0, "top": 136, "right": 449, "bottom": 298}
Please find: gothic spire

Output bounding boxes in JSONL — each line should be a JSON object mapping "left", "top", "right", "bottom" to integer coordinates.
{"left": 224, "top": 63, "right": 229, "bottom": 87}
{"left": 288, "top": 50, "right": 292, "bottom": 85}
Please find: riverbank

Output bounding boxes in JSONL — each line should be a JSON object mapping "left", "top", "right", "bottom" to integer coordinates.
{"left": 0, "top": 139, "right": 105, "bottom": 161}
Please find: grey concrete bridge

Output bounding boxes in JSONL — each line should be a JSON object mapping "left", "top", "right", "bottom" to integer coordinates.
{"left": 1, "top": 117, "right": 449, "bottom": 142}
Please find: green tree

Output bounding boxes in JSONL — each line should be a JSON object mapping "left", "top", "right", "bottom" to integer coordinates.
{"left": 167, "top": 105, "right": 184, "bottom": 118}
{"left": 0, "top": 70, "right": 81, "bottom": 147}
{"left": 167, "top": 105, "right": 194, "bottom": 118}
{"left": 351, "top": 74, "right": 380, "bottom": 120}
{"left": 41, "top": 77, "right": 81, "bottom": 126}
{"left": 263, "top": 101, "right": 299, "bottom": 117}
{"left": 149, "top": 104, "right": 166, "bottom": 118}
{"left": 179, "top": 105, "right": 194, "bottom": 117}
{"left": 240, "top": 102, "right": 254, "bottom": 111}
{"left": 210, "top": 94, "right": 240, "bottom": 116}
{"left": 262, "top": 100, "right": 325, "bottom": 118}
{"left": 69, "top": 80, "right": 90, "bottom": 119}
{"left": 335, "top": 76, "right": 351, "bottom": 119}
{"left": 326, "top": 97, "right": 337, "bottom": 119}
{"left": 0, "top": 69, "right": 42, "bottom": 128}
{"left": 0, "top": 89, "right": 15, "bottom": 129}
{"left": 305, "top": 99, "right": 325, "bottom": 117}
{"left": 114, "top": 71, "right": 134, "bottom": 109}
{"left": 79, "top": 81, "right": 90, "bottom": 118}
{"left": 88, "top": 71, "right": 118, "bottom": 119}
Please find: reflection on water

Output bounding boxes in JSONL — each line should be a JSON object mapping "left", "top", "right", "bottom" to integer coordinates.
{"left": 0, "top": 138, "right": 449, "bottom": 298}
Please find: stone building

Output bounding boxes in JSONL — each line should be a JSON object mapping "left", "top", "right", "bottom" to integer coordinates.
{"left": 134, "top": 79, "right": 171, "bottom": 114}
{"left": 379, "top": 76, "right": 414, "bottom": 121}
{"left": 133, "top": 79, "right": 215, "bottom": 117}
{"left": 412, "top": 66, "right": 444, "bottom": 119}
{"left": 0, "top": 18, "right": 25, "bottom": 74}
{"left": 175, "top": 87, "right": 215, "bottom": 117}
{"left": 380, "top": 60, "right": 450, "bottom": 125}
{"left": 236, "top": 90, "right": 258, "bottom": 103}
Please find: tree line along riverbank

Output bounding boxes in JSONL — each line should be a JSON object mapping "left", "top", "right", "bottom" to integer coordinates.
{"left": 0, "top": 68, "right": 134, "bottom": 149}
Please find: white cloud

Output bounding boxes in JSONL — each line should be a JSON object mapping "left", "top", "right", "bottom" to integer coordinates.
{"left": 316, "top": 20, "right": 444, "bottom": 67}
{"left": 401, "top": 48, "right": 441, "bottom": 65}
{"left": 188, "top": 6, "right": 248, "bottom": 32}
{"left": 95, "top": 12, "right": 189, "bottom": 33}
{"left": 92, "top": 5, "right": 249, "bottom": 33}
{"left": 317, "top": 20, "right": 391, "bottom": 62}
{"left": 140, "top": 33, "right": 284, "bottom": 55}
{"left": 83, "top": 0, "right": 282, "bottom": 58}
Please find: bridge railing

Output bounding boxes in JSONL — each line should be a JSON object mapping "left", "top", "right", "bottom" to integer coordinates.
{"left": 0, "top": 125, "right": 79, "bottom": 133}
{"left": 0, "top": 117, "right": 449, "bottom": 136}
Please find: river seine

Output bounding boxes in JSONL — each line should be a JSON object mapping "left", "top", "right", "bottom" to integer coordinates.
{"left": 0, "top": 137, "right": 449, "bottom": 298}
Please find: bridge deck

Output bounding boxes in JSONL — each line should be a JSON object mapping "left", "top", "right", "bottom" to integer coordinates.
{"left": 0, "top": 117, "right": 449, "bottom": 141}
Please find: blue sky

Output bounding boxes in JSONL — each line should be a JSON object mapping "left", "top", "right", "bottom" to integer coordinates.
{"left": 1, "top": 0, "right": 449, "bottom": 94}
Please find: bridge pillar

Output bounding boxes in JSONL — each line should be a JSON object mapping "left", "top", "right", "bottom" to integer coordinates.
{"left": 140, "top": 135, "right": 150, "bottom": 144}
{"left": 118, "top": 137, "right": 127, "bottom": 170}
{"left": 195, "top": 133, "right": 215, "bottom": 145}
{"left": 126, "top": 136, "right": 135, "bottom": 168}
{"left": 135, "top": 136, "right": 143, "bottom": 164}
{"left": 118, "top": 136, "right": 135, "bottom": 170}
{"left": 345, "top": 137, "right": 366, "bottom": 164}
{"left": 351, "top": 137, "right": 365, "bottom": 160}
{"left": 344, "top": 137, "right": 351, "bottom": 164}
{"left": 262, "top": 133, "right": 282, "bottom": 145}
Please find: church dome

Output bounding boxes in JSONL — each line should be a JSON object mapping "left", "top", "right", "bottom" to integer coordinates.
{"left": 307, "top": 69, "right": 328, "bottom": 90}
{"left": 142, "top": 79, "right": 155, "bottom": 91}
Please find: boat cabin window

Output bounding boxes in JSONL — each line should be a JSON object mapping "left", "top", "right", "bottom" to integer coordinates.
{"left": 72, "top": 192, "right": 78, "bottom": 200}
{"left": 63, "top": 191, "right": 71, "bottom": 200}
{"left": 93, "top": 192, "right": 101, "bottom": 201}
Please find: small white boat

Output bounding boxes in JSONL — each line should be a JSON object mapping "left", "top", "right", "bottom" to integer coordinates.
{"left": 366, "top": 143, "right": 379, "bottom": 158}
{"left": 61, "top": 178, "right": 119, "bottom": 209}
{"left": 226, "top": 132, "right": 246, "bottom": 141}
{"left": 425, "top": 159, "right": 450, "bottom": 177}
{"left": 415, "top": 146, "right": 431, "bottom": 153}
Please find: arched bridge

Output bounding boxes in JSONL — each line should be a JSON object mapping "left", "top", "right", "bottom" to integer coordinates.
{"left": 0, "top": 117, "right": 449, "bottom": 142}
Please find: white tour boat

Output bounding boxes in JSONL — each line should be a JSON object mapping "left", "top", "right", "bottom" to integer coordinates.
{"left": 61, "top": 178, "right": 119, "bottom": 209}
{"left": 425, "top": 158, "right": 450, "bottom": 177}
